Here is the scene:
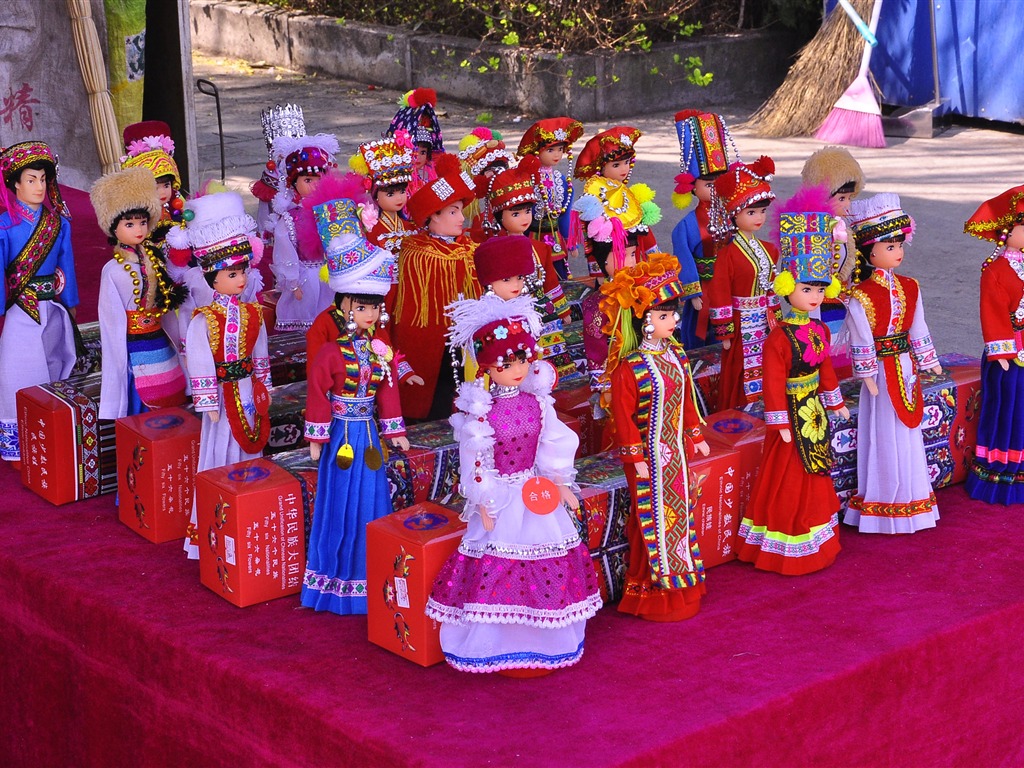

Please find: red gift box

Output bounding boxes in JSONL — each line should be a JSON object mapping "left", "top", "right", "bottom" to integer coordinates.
{"left": 195, "top": 459, "right": 307, "bottom": 607}
{"left": 945, "top": 363, "right": 982, "bottom": 486}
{"left": 115, "top": 408, "right": 201, "bottom": 543}
{"left": 366, "top": 501, "right": 467, "bottom": 667}
{"left": 690, "top": 443, "right": 742, "bottom": 569}
{"left": 703, "top": 408, "right": 766, "bottom": 525}
{"left": 17, "top": 374, "right": 116, "bottom": 505}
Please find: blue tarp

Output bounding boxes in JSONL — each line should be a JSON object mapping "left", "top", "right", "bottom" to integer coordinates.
{"left": 827, "top": 0, "right": 1024, "bottom": 123}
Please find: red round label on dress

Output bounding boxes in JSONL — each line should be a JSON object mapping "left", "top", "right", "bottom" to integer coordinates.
{"left": 521, "top": 476, "right": 560, "bottom": 515}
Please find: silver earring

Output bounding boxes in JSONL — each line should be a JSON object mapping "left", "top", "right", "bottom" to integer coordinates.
{"left": 346, "top": 310, "right": 357, "bottom": 332}
{"left": 485, "top": 284, "right": 495, "bottom": 296}
{"left": 379, "top": 304, "right": 389, "bottom": 327}
{"left": 643, "top": 313, "right": 655, "bottom": 338}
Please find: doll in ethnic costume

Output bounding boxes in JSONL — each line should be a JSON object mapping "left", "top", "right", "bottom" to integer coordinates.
{"left": 516, "top": 117, "right": 584, "bottom": 279}
{"left": 964, "top": 185, "right": 1024, "bottom": 505}
{"left": 176, "top": 192, "right": 271, "bottom": 559}
{"left": 268, "top": 132, "right": 339, "bottom": 330}
{"left": 349, "top": 133, "right": 419, "bottom": 260}
{"left": 91, "top": 167, "right": 187, "bottom": 419}
{"left": 601, "top": 253, "right": 710, "bottom": 620}
{"left": 385, "top": 88, "right": 443, "bottom": 199}
{"left": 670, "top": 110, "right": 736, "bottom": 348}
{"left": 705, "top": 157, "right": 780, "bottom": 411}
{"left": 426, "top": 294, "right": 600, "bottom": 674}
{"left": 844, "top": 194, "right": 941, "bottom": 532}
{"left": 457, "top": 128, "right": 513, "bottom": 242}
{"left": 302, "top": 229, "right": 410, "bottom": 615}
{"left": 252, "top": 104, "right": 306, "bottom": 242}
{"left": 0, "top": 142, "right": 78, "bottom": 465}
{"left": 392, "top": 155, "right": 480, "bottom": 421}
{"left": 736, "top": 209, "right": 849, "bottom": 575}
{"left": 120, "top": 120, "right": 185, "bottom": 247}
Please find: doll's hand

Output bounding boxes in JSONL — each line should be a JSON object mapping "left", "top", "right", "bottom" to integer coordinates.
{"left": 999, "top": 359, "right": 1011, "bottom": 372}
{"left": 292, "top": 286, "right": 303, "bottom": 302}
{"left": 780, "top": 428, "right": 792, "bottom": 443}
{"left": 559, "top": 485, "right": 580, "bottom": 512}
{"left": 721, "top": 338, "right": 732, "bottom": 351}
{"left": 694, "top": 440, "right": 711, "bottom": 457}
{"left": 836, "top": 406, "right": 851, "bottom": 420}
{"left": 310, "top": 442, "right": 322, "bottom": 462}
{"left": 691, "top": 296, "right": 703, "bottom": 311}
{"left": 479, "top": 508, "right": 495, "bottom": 532}
{"left": 406, "top": 375, "right": 425, "bottom": 386}
{"left": 635, "top": 462, "right": 651, "bottom": 480}
{"left": 208, "top": 411, "right": 220, "bottom": 424}
{"left": 392, "top": 436, "right": 410, "bottom": 451}
{"left": 864, "top": 378, "right": 879, "bottom": 397}
{"left": 927, "top": 364, "right": 943, "bottom": 375}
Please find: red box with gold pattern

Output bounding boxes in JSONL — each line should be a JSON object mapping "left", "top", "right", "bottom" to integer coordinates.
{"left": 366, "top": 501, "right": 467, "bottom": 667}
{"left": 115, "top": 408, "right": 202, "bottom": 543}
{"left": 690, "top": 444, "right": 742, "bottom": 568}
{"left": 195, "top": 459, "right": 307, "bottom": 607}
{"left": 17, "top": 374, "right": 117, "bottom": 506}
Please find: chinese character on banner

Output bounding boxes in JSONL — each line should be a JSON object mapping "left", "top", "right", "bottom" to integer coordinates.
{"left": 0, "top": 83, "right": 40, "bottom": 132}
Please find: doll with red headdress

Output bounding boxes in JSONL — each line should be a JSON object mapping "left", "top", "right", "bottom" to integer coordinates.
{"left": 267, "top": 131, "right": 340, "bottom": 331}
{"left": 705, "top": 157, "right": 780, "bottom": 411}
{"left": 516, "top": 117, "right": 584, "bottom": 278}
{"left": 736, "top": 203, "right": 849, "bottom": 575}
{"left": 844, "top": 193, "right": 941, "bottom": 532}
{"left": 426, "top": 293, "right": 601, "bottom": 674}
{"left": 120, "top": 120, "right": 185, "bottom": 247}
{"left": 385, "top": 88, "right": 443, "bottom": 199}
{"left": 457, "top": 128, "right": 513, "bottom": 242}
{"left": 670, "top": 110, "right": 737, "bottom": 348}
{"left": 964, "top": 185, "right": 1024, "bottom": 505}
{"left": 392, "top": 155, "right": 480, "bottom": 421}
{"left": 348, "top": 132, "right": 419, "bottom": 261}
{"left": 0, "top": 142, "right": 78, "bottom": 466}
{"left": 601, "top": 253, "right": 710, "bottom": 620}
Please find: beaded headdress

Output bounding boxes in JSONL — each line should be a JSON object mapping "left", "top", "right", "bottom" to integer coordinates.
{"left": 672, "top": 109, "right": 736, "bottom": 210}
{"left": 0, "top": 141, "right": 66, "bottom": 223}
{"left": 458, "top": 128, "right": 514, "bottom": 177}
{"left": 517, "top": 117, "right": 584, "bottom": 159}
{"left": 573, "top": 126, "right": 642, "bottom": 180}
{"left": 271, "top": 133, "right": 340, "bottom": 188}
{"left": 848, "top": 193, "right": 915, "bottom": 249}
{"left": 252, "top": 104, "right": 307, "bottom": 203}
{"left": 349, "top": 133, "right": 415, "bottom": 191}
{"left": 386, "top": 88, "right": 443, "bottom": 152}
{"left": 964, "top": 185, "right": 1024, "bottom": 244}
{"left": 166, "top": 191, "right": 261, "bottom": 272}
{"left": 446, "top": 293, "right": 542, "bottom": 370}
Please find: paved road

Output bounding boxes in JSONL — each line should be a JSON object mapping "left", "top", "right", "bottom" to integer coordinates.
{"left": 193, "top": 52, "right": 1024, "bottom": 357}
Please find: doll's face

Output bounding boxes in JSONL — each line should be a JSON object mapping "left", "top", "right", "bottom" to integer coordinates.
{"left": 604, "top": 244, "right": 638, "bottom": 278}
{"left": 490, "top": 275, "right": 527, "bottom": 300}
{"left": 501, "top": 205, "right": 533, "bottom": 235}
{"left": 539, "top": 144, "right": 566, "bottom": 167}
{"left": 831, "top": 191, "right": 854, "bottom": 217}
{"left": 735, "top": 204, "right": 768, "bottom": 233}
{"left": 156, "top": 180, "right": 175, "bottom": 206}
{"left": 293, "top": 175, "right": 320, "bottom": 199}
{"left": 601, "top": 158, "right": 632, "bottom": 183}
{"left": 212, "top": 266, "right": 248, "bottom": 296}
{"left": 869, "top": 239, "right": 904, "bottom": 270}
{"left": 413, "top": 145, "right": 430, "bottom": 170}
{"left": 376, "top": 184, "right": 408, "bottom": 213}
{"left": 14, "top": 168, "right": 47, "bottom": 207}
{"left": 340, "top": 296, "right": 382, "bottom": 331}
{"left": 487, "top": 357, "right": 530, "bottom": 387}
{"left": 693, "top": 177, "right": 716, "bottom": 203}
{"left": 788, "top": 282, "right": 826, "bottom": 312}
{"left": 1006, "top": 224, "right": 1024, "bottom": 250}
{"left": 115, "top": 215, "right": 150, "bottom": 246}
{"left": 427, "top": 201, "right": 465, "bottom": 238}
{"left": 647, "top": 306, "right": 679, "bottom": 340}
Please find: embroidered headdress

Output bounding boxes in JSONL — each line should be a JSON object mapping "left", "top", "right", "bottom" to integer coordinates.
{"left": 573, "top": 126, "right": 642, "bottom": 180}
{"left": 319, "top": 231, "right": 396, "bottom": 297}
{"left": 405, "top": 154, "right": 476, "bottom": 228}
{"left": 770, "top": 187, "right": 843, "bottom": 298}
{"left": 517, "top": 117, "right": 584, "bottom": 159}
{"left": 964, "top": 184, "right": 1024, "bottom": 244}
{"left": 483, "top": 155, "right": 540, "bottom": 212}
{"left": 386, "top": 88, "right": 443, "bottom": 152}
{"left": 0, "top": 141, "right": 66, "bottom": 223}
{"left": 447, "top": 293, "right": 542, "bottom": 370}
{"left": 848, "top": 193, "right": 915, "bottom": 249}
{"left": 457, "top": 128, "right": 513, "bottom": 177}
{"left": 349, "top": 133, "right": 415, "bottom": 191}
{"left": 121, "top": 120, "right": 180, "bottom": 191}
{"left": 271, "top": 133, "right": 340, "bottom": 190}
{"left": 89, "top": 166, "right": 163, "bottom": 234}
{"left": 672, "top": 109, "right": 735, "bottom": 210}
{"left": 167, "top": 190, "right": 262, "bottom": 273}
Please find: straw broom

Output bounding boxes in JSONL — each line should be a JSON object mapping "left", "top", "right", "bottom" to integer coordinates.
{"left": 66, "top": 0, "right": 122, "bottom": 174}
{"left": 745, "top": 0, "right": 873, "bottom": 138}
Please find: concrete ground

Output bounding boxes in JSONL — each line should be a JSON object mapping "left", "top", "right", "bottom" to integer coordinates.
{"left": 193, "top": 52, "right": 1024, "bottom": 357}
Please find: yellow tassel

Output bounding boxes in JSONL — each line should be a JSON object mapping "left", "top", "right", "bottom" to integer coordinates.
{"left": 773, "top": 271, "right": 796, "bottom": 297}
{"left": 672, "top": 191, "right": 693, "bottom": 211}
{"left": 348, "top": 154, "right": 369, "bottom": 176}
{"left": 319, "top": 263, "right": 330, "bottom": 284}
{"left": 629, "top": 183, "right": 655, "bottom": 204}
{"left": 458, "top": 135, "right": 479, "bottom": 152}
{"left": 825, "top": 276, "right": 842, "bottom": 299}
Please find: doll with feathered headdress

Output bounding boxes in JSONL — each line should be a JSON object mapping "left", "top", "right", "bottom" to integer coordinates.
{"left": 425, "top": 293, "right": 601, "bottom": 674}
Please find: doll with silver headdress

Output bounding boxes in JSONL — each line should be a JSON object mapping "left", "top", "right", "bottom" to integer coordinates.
{"left": 736, "top": 200, "right": 849, "bottom": 575}
{"left": 426, "top": 293, "right": 600, "bottom": 674}
{"left": 252, "top": 103, "right": 306, "bottom": 243}
{"left": 0, "top": 142, "right": 78, "bottom": 466}
{"left": 91, "top": 166, "right": 186, "bottom": 420}
{"left": 176, "top": 192, "right": 271, "bottom": 559}
{"left": 964, "top": 185, "right": 1024, "bottom": 506}
{"left": 845, "top": 193, "right": 941, "bottom": 532}
{"left": 302, "top": 224, "right": 409, "bottom": 616}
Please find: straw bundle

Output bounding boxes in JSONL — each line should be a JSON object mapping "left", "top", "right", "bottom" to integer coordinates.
{"left": 745, "top": 0, "right": 873, "bottom": 137}
{"left": 66, "top": 0, "right": 122, "bottom": 174}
